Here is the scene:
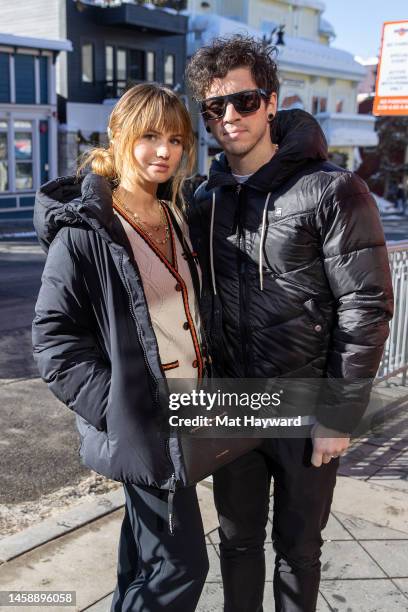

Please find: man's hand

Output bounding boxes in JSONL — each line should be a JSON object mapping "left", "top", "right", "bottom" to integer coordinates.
{"left": 310, "top": 422, "right": 350, "bottom": 468}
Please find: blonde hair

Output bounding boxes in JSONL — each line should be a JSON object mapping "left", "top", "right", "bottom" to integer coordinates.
{"left": 78, "top": 83, "right": 196, "bottom": 210}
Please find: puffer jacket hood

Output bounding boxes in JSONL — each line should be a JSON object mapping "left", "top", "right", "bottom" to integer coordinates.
{"left": 34, "top": 173, "right": 118, "bottom": 253}
{"left": 205, "top": 109, "right": 328, "bottom": 192}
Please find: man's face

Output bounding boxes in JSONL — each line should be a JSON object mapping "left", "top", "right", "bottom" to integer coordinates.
{"left": 203, "top": 67, "right": 277, "bottom": 159}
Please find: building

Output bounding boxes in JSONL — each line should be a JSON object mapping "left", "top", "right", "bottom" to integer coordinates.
{"left": 187, "top": 0, "right": 378, "bottom": 174}
{"left": 0, "top": 0, "right": 188, "bottom": 177}
{"left": 0, "top": 33, "right": 71, "bottom": 223}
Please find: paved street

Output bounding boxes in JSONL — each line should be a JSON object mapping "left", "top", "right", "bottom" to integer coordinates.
{"left": 381, "top": 215, "right": 408, "bottom": 243}
{"left": 0, "top": 243, "right": 93, "bottom": 518}
{"left": 0, "top": 242, "right": 45, "bottom": 381}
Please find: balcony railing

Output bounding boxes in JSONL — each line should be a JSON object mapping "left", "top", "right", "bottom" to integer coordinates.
{"left": 104, "top": 78, "right": 145, "bottom": 99}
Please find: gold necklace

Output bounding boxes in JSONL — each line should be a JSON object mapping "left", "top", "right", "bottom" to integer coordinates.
{"left": 113, "top": 191, "right": 170, "bottom": 245}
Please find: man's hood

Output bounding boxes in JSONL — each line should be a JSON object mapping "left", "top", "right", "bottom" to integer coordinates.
{"left": 206, "top": 109, "right": 328, "bottom": 192}
{"left": 34, "top": 173, "right": 117, "bottom": 253}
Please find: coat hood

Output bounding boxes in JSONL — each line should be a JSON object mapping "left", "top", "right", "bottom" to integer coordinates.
{"left": 206, "top": 109, "right": 328, "bottom": 192}
{"left": 34, "top": 173, "right": 118, "bottom": 253}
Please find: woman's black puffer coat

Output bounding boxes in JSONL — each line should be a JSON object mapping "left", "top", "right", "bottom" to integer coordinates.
{"left": 32, "top": 173, "right": 201, "bottom": 487}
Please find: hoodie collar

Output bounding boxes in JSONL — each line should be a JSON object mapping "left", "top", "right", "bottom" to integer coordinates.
{"left": 206, "top": 109, "right": 328, "bottom": 193}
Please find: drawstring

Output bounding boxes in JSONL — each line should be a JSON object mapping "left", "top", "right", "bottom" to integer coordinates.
{"left": 259, "top": 193, "right": 272, "bottom": 291}
{"left": 210, "top": 192, "right": 217, "bottom": 295}
{"left": 210, "top": 190, "right": 272, "bottom": 292}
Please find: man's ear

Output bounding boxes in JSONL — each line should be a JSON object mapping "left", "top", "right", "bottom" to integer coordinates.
{"left": 266, "top": 92, "right": 278, "bottom": 117}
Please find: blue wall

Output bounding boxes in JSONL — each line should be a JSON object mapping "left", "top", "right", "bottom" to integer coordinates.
{"left": 15, "top": 55, "right": 36, "bottom": 104}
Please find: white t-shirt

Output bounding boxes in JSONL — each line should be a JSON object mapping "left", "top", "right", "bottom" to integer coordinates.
{"left": 232, "top": 172, "right": 253, "bottom": 184}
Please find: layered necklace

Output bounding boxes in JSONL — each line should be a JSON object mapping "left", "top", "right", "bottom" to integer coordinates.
{"left": 113, "top": 190, "right": 170, "bottom": 245}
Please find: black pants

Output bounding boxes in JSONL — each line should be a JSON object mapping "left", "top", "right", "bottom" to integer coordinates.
{"left": 111, "top": 483, "right": 209, "bottom": 612}
{"left": 213, "top": 432, "right": 339, "bottom": 612}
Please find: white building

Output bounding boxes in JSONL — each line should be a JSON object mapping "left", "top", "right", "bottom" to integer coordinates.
{"left": 0, "top": 33, "right": 71, "bottom": 223}
{"left": 187, "top": 0, "right": 378, "bottom": 173}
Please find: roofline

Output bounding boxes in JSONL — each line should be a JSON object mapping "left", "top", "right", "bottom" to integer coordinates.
{"left": 279, "top": 61, "right": 365, "bottom": 82}
{"left": 0, "top": 33, "right": 72, "bottom": 52}
{"left": 278, "top": 0, "right": 326, "bottom": 11}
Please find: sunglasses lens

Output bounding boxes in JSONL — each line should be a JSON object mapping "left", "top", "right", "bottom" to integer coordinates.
{"left": 232, "top": 91, "right": 261, "bottom": 114}
{"left": 201, "top": 90, "right": 264, "bottom": 120}
{"left": 201, "top": 98, "right": 226, "bottom": 120}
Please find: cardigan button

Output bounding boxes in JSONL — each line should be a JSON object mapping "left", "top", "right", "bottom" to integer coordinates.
{"left": 175, "top": 283, "right": 182, "bottom": 292}
{"left": 192, "top": 360, "right": 198, "bottom": 368}
{"left": 314, "top": 324, "right": 322, "bottom": 332}
{"left": 183, "top": 321, "right": 190, "bottom": 330}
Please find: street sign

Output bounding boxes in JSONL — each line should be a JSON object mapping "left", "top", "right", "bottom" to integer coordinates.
{"left": 373, "top": 20, "right": 408, "bottom": 116}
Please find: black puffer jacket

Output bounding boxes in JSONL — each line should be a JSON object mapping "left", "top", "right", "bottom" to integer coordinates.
{"left": 32, "top": 173, "right": 202, "bottom": 488}
{"left": 191, "top": 110, "right": 393, "bottom": 433}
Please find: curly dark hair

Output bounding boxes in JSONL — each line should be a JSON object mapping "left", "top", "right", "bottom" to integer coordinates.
{"left": 185, "top": 34, "right": 279, "bottom": 101}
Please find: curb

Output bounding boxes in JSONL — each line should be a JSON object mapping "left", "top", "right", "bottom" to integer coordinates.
{"left": 0, "top": 481, "right": 215, "bottom": 566}
{"left": 0, "top": 488, "right": 125, "bottom": 564}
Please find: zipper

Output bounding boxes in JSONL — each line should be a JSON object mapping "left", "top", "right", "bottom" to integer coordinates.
{"left": 121, "top": 243, "right": 180, "bottom": 534}
{"left": 119, "top": 253, "right": 157, "bottom": 385}
{"left": 165, "top": 439, "right": 178, "bottom": 536}
{"left": 167, "top": 472, "right": 177, "bottom": 536}
{"left": 236, "top": 184, "right": 249, "bottom": 376}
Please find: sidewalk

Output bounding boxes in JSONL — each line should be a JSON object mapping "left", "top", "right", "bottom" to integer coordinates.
{"left": 0, "top": 389, "right": 407, "bottom": 612}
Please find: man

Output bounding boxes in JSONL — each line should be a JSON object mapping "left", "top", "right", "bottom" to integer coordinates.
{"left": 186, "top": 35, "right": 393, "bottom": 612}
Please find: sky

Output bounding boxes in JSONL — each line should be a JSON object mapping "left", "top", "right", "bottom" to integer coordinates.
{"left": 321, "top": 0, "right": 407, "bottom": 59}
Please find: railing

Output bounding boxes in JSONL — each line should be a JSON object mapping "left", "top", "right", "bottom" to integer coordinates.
{"left": 104, "top": 79, "right": 145, "bottom": 99}
{"left": 376, "top": 242, "right": 408, "bottom": 384}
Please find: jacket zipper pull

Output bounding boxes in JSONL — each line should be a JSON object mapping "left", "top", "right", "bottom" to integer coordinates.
{"left": 168, "top": 473, "right": 177, "bottom": 536}
{"left": 236, "top": 184, "right": 242, "bottom": 195}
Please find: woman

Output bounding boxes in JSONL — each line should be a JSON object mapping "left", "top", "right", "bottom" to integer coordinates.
{"left": 32, "top": 84, "right": 209, "bottom": 611}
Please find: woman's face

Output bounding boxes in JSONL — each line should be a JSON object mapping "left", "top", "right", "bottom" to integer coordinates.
{"left": 132, "top": 130, "right": 184, "bottom": 185}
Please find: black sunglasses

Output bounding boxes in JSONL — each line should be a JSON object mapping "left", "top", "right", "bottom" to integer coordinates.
{"left": 199, "top": 88, "right": 270, "bottom": 121}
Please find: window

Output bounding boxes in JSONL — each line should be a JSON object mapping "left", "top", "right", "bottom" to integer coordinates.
{"left": 105, "top": 47, "right": 154, "bottom": 96}
{"left": 335, "top": 99, "right": 344, "bottom": 113}
{"left": 128, "top": 49, "right": 145, "bottom": 81}
{"left": 15, "top": 55, "right": 35, "bottom": 104}
{"left": 117, "top": 49, "right": 127, "bottom": 82}
{"left": 0, "top": 53, "right": 10, "bottom": 103}
{"left": 106, "top": 45, "right": 114, "bottom": 82}
{"left": 164, "top": 54, "right": 175, "bottom": 85}
{"left": 81, "top": 43, "right": 94, "bottom": 83}
{"left": 312, "top": 96, "right": 327, "bottom": 115}
{"left": 281, "top": 94, "right": 304, "bottom": 110}
{"left": 0, "top": 122, "right": 8, "bottom": 192}
{"left": 147, "top": 51, "right": 155, "bottom": 82}
{"left": 14, "top": 121, "right": 33, "bottom": 190}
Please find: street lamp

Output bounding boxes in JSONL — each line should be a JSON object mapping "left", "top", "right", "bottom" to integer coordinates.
{"left": 276, "top": 25, "right": 285, "bottom": 46}
{"left": 262, "top": 24, "right": 285, "bottom": 47}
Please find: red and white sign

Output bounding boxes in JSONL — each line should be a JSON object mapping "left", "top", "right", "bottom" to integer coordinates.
{"left": 374, "top": 20, "right": 408, "bottom": 116}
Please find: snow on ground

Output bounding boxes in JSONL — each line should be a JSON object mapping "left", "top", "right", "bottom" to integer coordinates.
{"left": 0, "top": 474, "right": 121, "bottom": 537}
{"left": 372, "top": 194, "right": 399, "bottom": 214}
